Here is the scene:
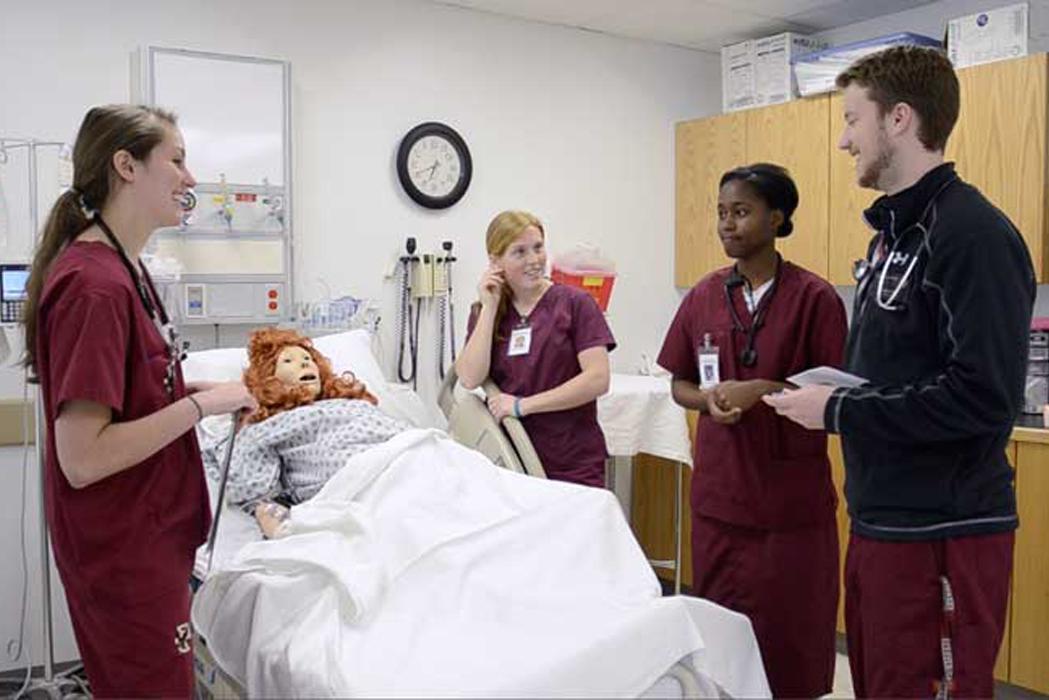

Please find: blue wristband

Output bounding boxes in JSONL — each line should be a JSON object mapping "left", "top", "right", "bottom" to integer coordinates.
{"left": 513, "top": 397, "right": 523, "bottom": 418}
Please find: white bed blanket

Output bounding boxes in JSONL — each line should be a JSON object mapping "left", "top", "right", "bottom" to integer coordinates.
{"left": 192, "top": 429, "right": 768, "bottom": 697}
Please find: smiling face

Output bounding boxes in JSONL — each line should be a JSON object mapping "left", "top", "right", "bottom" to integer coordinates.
{"left": 136, "top": 124, "right": 196, "bottom": 228}
{"left": 716, "top": 179, "right": 779, "bottom": 261}
{"left": 273, "top": 345, "right": 322, "bottom": 398}
{"left": 492, "top": 224, "right": 546, "bottom": 294}
{"left": 838, "top": 83, "right": 895, "bottom": 191}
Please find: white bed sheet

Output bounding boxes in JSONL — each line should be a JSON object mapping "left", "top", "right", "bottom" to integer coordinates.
{"left": 598, "top": 374, "right": 692, "bottom": 466}
{"left": 192, "top": 429, "right": 769, "bottom": 698}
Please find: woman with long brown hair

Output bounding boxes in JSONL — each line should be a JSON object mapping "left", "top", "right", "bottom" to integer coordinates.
{"left": 455, "top": 210, "right": 615, "bottom": 487}
{"left": 23, "top": 104, "right": 255, "bottom": 697}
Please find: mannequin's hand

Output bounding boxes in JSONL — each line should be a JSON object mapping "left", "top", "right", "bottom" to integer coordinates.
{"left": 254, "top": 501, "right": 291, "bottom": 539}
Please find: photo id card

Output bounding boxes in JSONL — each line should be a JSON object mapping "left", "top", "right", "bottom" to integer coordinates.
{"left": 698, "top": 333, "right": 720, "bottom": 389}
{"left": 508, "top": 326, "right": 532, "bottom": 356}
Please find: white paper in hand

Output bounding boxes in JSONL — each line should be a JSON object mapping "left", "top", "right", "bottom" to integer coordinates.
{"left": 787, "top": 366, "right": 867, "bottom": 388}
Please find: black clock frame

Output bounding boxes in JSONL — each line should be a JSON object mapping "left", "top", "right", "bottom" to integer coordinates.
{"left": 396, "top": 122, "right": 473, "bottom": 209}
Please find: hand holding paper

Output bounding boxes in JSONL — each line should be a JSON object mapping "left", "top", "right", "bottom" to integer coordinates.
{"left": 763, "top": 384, "right": 837, "bottom": 430}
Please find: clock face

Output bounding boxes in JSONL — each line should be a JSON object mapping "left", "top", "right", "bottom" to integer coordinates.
{"left": 396, "top": 122, "right": 472, "bottom": 209}
{"left": 406, "top": 135, "right": 462, "bottom": 198}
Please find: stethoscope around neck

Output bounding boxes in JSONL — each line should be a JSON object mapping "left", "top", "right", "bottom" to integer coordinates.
{"left": 94, "top": 215, "right": 186, "bottom": 397}
{"left": 723, "top": 254, "right": 781, "bottom": 368}
{"left": 852, "top": 175, "right": 957, "bottom": 313}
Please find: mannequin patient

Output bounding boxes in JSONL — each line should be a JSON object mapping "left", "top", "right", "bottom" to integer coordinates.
{"left": 205, "top": 328, "right": 405, "bottom": 538}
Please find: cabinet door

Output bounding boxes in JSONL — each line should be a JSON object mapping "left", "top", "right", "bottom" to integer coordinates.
{"left": 675, "top": 113, "right": 747, "bottom": 287}
{"left": 827, "top": 93, "right": 878, "bottom": 285}
{"left": 745, "top": 96, "right": 831, "bottom": 277}
{"left": 1010, "top": 440, "right": 1049, "bottom": 693}
{"left": 946, "top": 53, "right": 1048, "bottom": 281}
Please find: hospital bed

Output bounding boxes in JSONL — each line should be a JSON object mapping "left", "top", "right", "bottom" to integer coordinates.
{"left": 184, "top": 330, "right": 770, "bottom": 698}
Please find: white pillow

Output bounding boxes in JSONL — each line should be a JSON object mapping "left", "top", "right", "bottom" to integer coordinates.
{"left": 183, "top": 329, "right": 386, "bottom": 396}
{"left": 182, "top": 346, "right": 248, "bottom": 384}
{"left": 311, "top": 329, "right": 387, "bottom": 399}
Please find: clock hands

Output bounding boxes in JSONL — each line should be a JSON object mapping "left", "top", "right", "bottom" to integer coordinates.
{"left": 413, "top": 159, "right": 440, "bottom": 181}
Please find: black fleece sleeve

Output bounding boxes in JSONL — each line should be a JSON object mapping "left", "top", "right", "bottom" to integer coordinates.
{"left": 825, "top": 209, "right": 1035, "bottom": 443}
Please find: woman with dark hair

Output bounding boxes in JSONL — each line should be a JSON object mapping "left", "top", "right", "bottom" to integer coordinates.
{"left": 657, "top": 163, "right": 847, "bottom": 697}
{"left": 23, "top": 104, "right": 255, "bottom": 697}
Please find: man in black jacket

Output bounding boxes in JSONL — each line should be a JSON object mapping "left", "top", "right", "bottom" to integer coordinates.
{"left": 766, "top": 46, "right": 1035, "bottom": 698}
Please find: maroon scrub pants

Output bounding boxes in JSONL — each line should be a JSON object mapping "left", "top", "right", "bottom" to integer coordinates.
{"left": 691, "top": 514, "right": 839, "bottom": 698}
{"left": 66, "top": 583, "right": 195, "bottom": 698}
{"left": 844, "top": 531, "right": 1013, "bottom": 699}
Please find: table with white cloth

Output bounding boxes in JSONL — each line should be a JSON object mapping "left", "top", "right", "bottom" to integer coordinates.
{"left": 598, "top": 373, "right": 692, "bottom": 593}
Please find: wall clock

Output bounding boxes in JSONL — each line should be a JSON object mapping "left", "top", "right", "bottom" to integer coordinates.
{"left": 396, "top": 122, "right": 472, "bottom": 209}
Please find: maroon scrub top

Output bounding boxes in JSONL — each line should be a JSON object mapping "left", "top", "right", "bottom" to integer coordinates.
{"left": 467, "top": 283, "right": 616, "bottom": 486}
{"left": 36, "top": 242, "right": 210, "bottom": 607}
{"left": 658, "top": 261, "right": 847, "bottom": 529}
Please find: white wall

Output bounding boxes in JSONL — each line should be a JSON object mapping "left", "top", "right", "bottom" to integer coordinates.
{"left": 0, "top": 0, "right": 720, "bottom": 672}
{"left": 0, "top": 0, "right": 721, "bottom": 403}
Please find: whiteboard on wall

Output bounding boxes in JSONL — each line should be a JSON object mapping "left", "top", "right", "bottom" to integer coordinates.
{"left": 150, "top": 49, "right": 287, "bottom": 187}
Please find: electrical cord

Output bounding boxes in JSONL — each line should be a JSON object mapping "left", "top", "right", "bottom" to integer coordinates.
{"left": 396, "top": 259, "right": 419, "bottom": 387}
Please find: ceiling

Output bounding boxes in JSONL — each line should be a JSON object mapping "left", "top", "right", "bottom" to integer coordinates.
{"left": 427, "top": 0, "right": 941, "bottom": 52}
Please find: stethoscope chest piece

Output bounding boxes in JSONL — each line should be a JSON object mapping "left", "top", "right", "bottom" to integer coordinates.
{"left": 852, "top": 258, "right": 871, "bottom": 282}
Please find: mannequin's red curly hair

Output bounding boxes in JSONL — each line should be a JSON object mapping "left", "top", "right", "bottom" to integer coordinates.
{"left": 243, "top": 328, "right": 377, "bottom": 424}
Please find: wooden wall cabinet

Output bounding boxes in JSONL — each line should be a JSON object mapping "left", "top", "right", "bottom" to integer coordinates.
{"left": 1010, "top": 440, "right": 1049, "bottom": 693}
{"left": 677, "top": 53, "right": 1049, "bottom": 286}
{"left": 947, "top": 53, "right": 1049, "bottom": 280}
{"left": 674, "top": 96, "right": 830, "bottom": 287}
{"left": 674, "top": 113, "right": 745, "bottom": 287}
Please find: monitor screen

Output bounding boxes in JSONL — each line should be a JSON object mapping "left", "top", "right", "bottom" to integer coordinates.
{"left": 1, "top": 266, "right": 30, "bottom": 302}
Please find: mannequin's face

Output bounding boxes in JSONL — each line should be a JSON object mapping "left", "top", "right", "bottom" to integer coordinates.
{"left": 274, "top": 345, "right": 322, "bottom": 398}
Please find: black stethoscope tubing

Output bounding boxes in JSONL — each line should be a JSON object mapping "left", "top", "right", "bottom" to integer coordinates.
{"left": 723, "top": 254, "right": 781, "bottom": 368}
{"left": 93, "top": 215, "right": 184, "bottom": 396}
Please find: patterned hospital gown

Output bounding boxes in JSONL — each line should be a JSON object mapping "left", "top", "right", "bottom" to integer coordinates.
{"left": 204, "top": 399, "right": 406, "bottom": 510}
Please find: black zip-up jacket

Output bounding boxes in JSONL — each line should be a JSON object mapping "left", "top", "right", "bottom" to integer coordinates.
{"left": 824, "top": 163, "right": 1036, "bottom": 541}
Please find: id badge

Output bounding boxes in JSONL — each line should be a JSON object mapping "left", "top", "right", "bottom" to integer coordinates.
{"left": 697, "top": 333, "right": 720, "bottom": 389}
{"left": 508, "top": 326, "right": 532, "bottom": 356}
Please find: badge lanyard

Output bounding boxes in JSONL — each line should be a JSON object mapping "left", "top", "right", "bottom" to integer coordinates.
{"left": 94, "top": 215, "right": 186, "bottom": 398}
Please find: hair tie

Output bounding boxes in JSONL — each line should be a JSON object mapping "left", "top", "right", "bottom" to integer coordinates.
{"left": 72, "top": 188, "right": 95, "bottom": 219}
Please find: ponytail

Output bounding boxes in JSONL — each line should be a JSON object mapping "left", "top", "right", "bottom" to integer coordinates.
{"left": 21, "top": 189, "right": 93, "bottom": 379}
